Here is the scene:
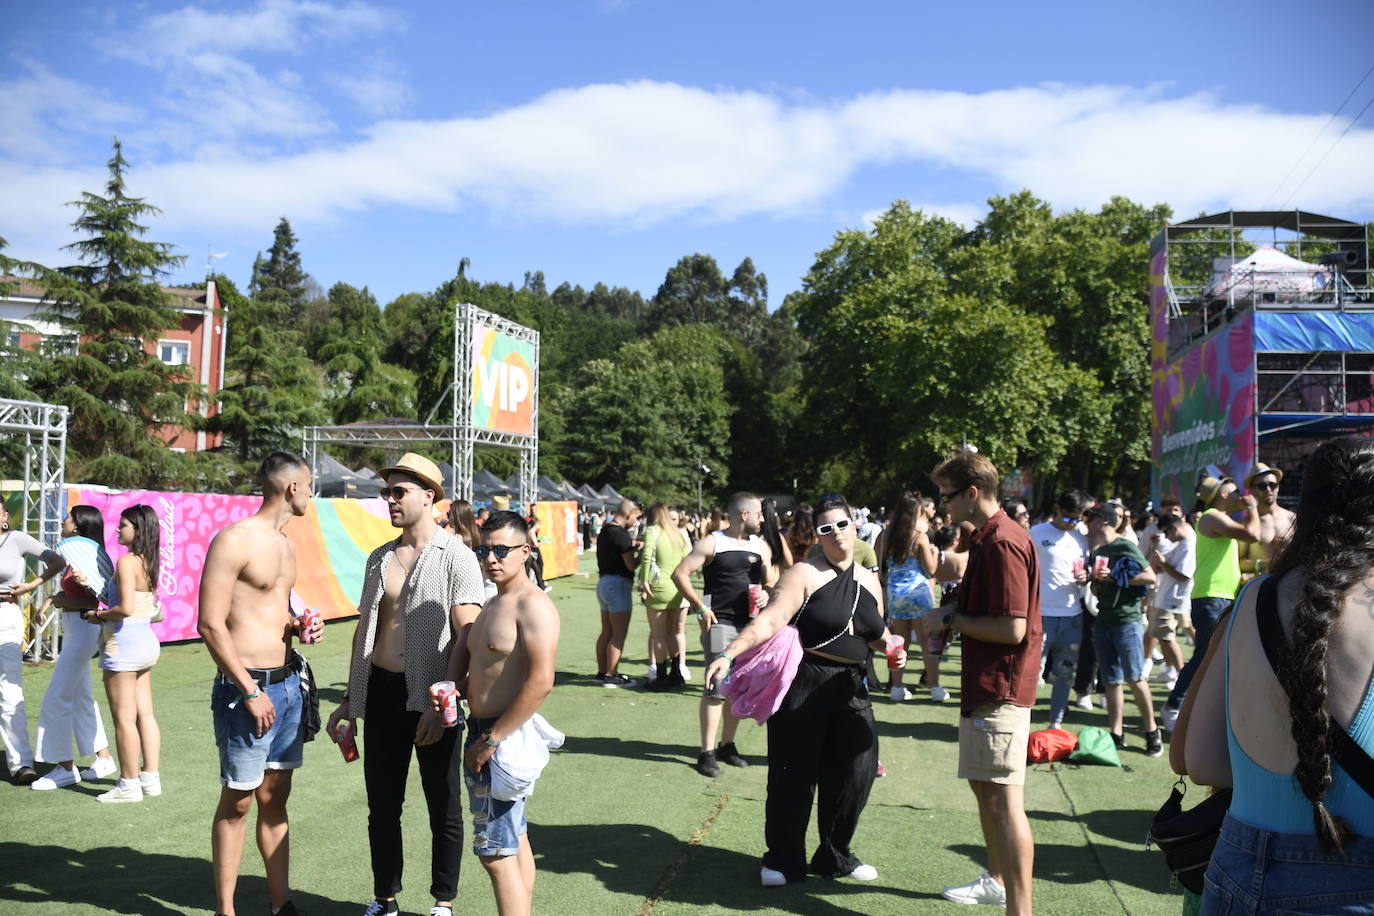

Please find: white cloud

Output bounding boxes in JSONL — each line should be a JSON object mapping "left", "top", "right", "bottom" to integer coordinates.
{"left": 5, "top": 79, "right": 1373, "bottom": 267}
{"left": 136, "top": 0, "right": 394, "bottom": 54}
{"left": 328, "top": 60, "right": 413, "bottom": 118}
{"left": 0, "top": 64, "right": 140, "bottom": 161}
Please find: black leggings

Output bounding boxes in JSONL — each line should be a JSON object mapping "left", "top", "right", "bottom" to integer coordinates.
{"left": 763, "top": 654, "right": 877, "bottom": 881}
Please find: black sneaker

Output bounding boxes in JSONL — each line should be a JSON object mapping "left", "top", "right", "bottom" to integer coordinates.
{"left": 1144, "top": 728, "right": 1163, "bottom": 757}
{"left": 271, "top": 902, "right": 304, "bottom": 916}
{"left": 695, "top": 751, "right": 720, "bottom": 778}
{"left": 602, "top": 673, "right": 637, "bottom": 689}
{"left": 717, "top": 742, "right": 748, "bottom": 768}
{"left": 1111, "top": 731, "right": 1128, "bottom": 751}
{"left": 360, "top": 899, "right": 398, "bottom": 916}
{"left": 11, "top": 766, "right": 38, "bottom": 786}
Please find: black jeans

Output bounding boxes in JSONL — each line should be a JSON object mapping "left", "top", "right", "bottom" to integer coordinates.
{"left": 1074, "top": 610, "right": 1103, "bottom": 696}
{"left": 363, "top": 666, "right": 464, "bottom": 901}
{"left": 763, "top": 654, "right": 877, "bottom": 881}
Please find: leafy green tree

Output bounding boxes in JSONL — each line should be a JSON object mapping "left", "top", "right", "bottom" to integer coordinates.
{"left": 315, "top": 282, "right": 415, "bottom": 423}
{"left": 792, "top": 201, "right": 1095, "bottom": 503}
{"left": 0, "top": 237, "right": 40, "bottom": 403}
{"left": 27, "top": 141, "right": 212, "bottom": 488}
{"left": 560, "top": 324, "right": 732, "bottom": 504}
{"left": 205, "top": 273, "right": 324, "bottom": 466}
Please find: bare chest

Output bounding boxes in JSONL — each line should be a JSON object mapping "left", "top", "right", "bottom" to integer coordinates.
{"left": 238, "top": 537, "right": 295, "bottom": 594}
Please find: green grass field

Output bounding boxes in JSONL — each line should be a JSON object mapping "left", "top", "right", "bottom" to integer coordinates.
{"left": 2, "top": 552, "right": 1190, "bottom": 915}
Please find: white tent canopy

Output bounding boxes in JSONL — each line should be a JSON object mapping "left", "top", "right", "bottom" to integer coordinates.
{"left": 1205, "top": 245, "right": 1333, "bottom": 304}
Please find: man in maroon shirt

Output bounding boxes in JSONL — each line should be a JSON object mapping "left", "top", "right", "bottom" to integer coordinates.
{"left": 924, "top": 451, "right": 1040, "bottom": 915}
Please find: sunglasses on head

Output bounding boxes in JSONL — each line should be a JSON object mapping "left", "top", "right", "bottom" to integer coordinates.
{"left": 816, "top": 518, "right": 852, "bottom": 536}
{"left": 474, "top": 543, "right": 527, "bottom": 560}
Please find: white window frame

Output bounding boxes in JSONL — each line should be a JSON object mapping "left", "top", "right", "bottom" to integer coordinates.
{"left": 158, "top": 338, "right": 191, "bottom": 366}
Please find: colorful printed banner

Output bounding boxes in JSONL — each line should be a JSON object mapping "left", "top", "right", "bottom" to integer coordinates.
{"left": 1150, "top": 243, "right": 1257, "bottom": 506}
{"left": 66, "top": 488, "right": 398, "bottom": 643}
{"left": 534, "top": 500, "right": 578, "bottom": 579}
{"left": 471, "top": 323, "right": 536, "bottom": 436}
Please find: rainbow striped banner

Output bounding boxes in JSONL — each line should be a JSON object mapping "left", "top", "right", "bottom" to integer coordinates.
{"left": 67, "top": 488, "right": 396, "bottom": 643}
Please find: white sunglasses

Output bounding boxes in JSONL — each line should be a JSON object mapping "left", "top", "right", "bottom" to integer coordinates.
{"left": 816, "top": 518, "right": 853, "bottom": 536}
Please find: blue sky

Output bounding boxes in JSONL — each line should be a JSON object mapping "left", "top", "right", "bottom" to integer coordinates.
{"left": 4, "top": 0, "right": 1373, "bottom": 309}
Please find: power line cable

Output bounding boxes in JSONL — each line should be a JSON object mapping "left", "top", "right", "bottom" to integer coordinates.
{"left": 1260, "top": 61, "right": 1374, "bottom": 210}
{"left": 1279, "top": 87, "right": 1374, "bottom": 210}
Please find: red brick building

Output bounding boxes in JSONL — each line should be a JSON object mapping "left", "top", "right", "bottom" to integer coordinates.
{"left": 1, "top": 276, "right": 227, "bottom": 451}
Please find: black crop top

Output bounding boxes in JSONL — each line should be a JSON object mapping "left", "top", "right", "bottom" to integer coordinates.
{"left": 794, "top": 560, "right": 884, "bottom": 662}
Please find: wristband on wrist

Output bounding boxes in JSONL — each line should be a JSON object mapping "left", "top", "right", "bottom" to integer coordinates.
{"left": 721, "top": 652, "right": 734, "bottom": 668}
{"left": 240, "top": 688, "right": 260, "bottom": 700}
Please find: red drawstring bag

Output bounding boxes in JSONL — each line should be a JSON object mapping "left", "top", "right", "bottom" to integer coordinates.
{"left": 1026, "top": 727, "right": 1077, "bottom": 763}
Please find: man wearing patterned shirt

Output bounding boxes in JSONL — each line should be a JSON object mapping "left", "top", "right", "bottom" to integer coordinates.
{"left": 326, "top": 453, "right": 485, "bottom": 916}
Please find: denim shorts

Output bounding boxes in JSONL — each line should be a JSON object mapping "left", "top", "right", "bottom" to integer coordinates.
{"left": 596, "top": 575, "right": 633, "bottom": 613}
{"left": 1093, "top": 619, "right": 1146, "bottom": 685}
{"left": 212, "top": 671, "right": 303, "bottom": 790}
{"left": 1203, "top": 813, "right": 1374, "bottom": 914}
{"left": 464, "top": 721, "right": 528, "bottom": 857}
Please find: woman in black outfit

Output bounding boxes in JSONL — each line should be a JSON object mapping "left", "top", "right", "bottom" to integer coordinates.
{"left": 705, "top": 495, "right": 903, "bottom": 886}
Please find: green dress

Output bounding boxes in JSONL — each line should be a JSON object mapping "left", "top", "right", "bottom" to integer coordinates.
{"left": 635, "top": 525, "right": 690, "bottom": 611}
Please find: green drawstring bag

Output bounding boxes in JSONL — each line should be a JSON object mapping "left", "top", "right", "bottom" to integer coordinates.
{"left": 1068, "top": 726, "right": 1122, "bottom": 767}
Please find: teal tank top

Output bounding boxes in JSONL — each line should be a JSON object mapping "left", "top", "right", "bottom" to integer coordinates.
{"left": 1224, "top": 576, "right": 1374, "bottom": 834}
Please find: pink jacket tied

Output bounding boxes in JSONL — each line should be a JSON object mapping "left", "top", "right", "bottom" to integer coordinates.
{"left": 720, "top": 625, "right": 803, "bottom": 724}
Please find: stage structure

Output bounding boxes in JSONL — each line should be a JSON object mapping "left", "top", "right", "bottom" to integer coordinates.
{"left": 0, "top": 397, "right": 68, "bottom": 660}
{"left": 304, "top": 303, "right": 540, "bottom": 508}
{"left": 1150, "top": 210, "right": 1373, "bottom": 505}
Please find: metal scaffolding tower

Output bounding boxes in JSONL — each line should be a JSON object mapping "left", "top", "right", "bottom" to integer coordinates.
{"left": 0, "top": 397, "right": 69, "bottom": 660}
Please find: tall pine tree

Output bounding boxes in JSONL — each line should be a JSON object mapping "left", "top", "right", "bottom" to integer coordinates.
{"left": 205, "top": 273, "right": 325, "bottom": 467}
{"left": 30, "top": 141, "right": 205, "bottom": 487}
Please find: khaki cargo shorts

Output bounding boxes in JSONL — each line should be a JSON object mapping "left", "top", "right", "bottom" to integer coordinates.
{"left": 958, "top": 701, "right": 1031, "bottom": 786}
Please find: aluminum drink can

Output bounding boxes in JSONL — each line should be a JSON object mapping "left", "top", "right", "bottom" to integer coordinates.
{"left": 747, "top": 584, "right": 762, "bottom": 617}
{"left": 431, "top": 680, "right": 459, "bottom": 726}
{"left": 336, "top": 721, "right": 359, "bottom": 762}
{"left": 300, "top": 608, "right": 322, "bottom": 644}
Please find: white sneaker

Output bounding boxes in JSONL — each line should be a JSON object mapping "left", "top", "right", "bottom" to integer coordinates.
{"left": 760, "top": 866, "right": 788, "bottom": 887}
{"left": 139, "top": 771, "right": 162, "bottom": 797}
{"left": 842, "top": 863, "right": 878, "bottom": 881}
{"left": 97, "top": 779, "right": 144, "bottom": 803}
{"left": 930, "top": 686, "right": 949, "bottom": 703}
{"left": 679, "top": 664, "right": 692, "bottom": 683}
{"left": 941, "top": 870, "right": 1006, "bottom": 905}
{"left": 81, "top": 756, "right": 117, "bottom": 780}
{"left": 889, "top": 686, "right": 912, "bottom": 702}
{"left": 1141, "top": 659, "right": 1154, "bottom": 682}
{"left": 430, "top": 906, "right": 453, "bottom": 916}
{"left": 1162, "top": 705, "right": 1180, "bottom": 733}
{"left": 1152, "top": 648, "right": 1165, "bottom": 662}
{"left": 31, "top": 767, "right": 80, "bottom": 790}
{"left": 646, "top": 666, "right": 658, "bottom": 683}
{"left": 1075, "top": 693, "right": 1094, "bottom": 710}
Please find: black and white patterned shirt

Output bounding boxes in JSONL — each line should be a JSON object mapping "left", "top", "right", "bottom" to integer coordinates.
{"left": 345, "top": 527, "right": 485, "bottom": 716}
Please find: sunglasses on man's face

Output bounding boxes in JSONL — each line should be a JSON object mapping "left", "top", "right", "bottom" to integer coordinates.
{"left": 474, "top": 543, "right": 527, "bottom": 561}
{"left": 383, "top": 485, "right": 423, "bottom": 502}
{"left": 1253, "top": 481, "right": 1279, "bottom": 491}
{"left": 816, "top": 518, "right": 852, "bottom": 536}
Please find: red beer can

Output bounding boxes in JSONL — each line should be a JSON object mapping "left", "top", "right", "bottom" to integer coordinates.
{"left": 430, "top": 680, "right": 459, "bottom": 727}
{"left": 300, "top": 608, "right": 322, "bottom": 644}
{"left": 336, "top": 721, "right": 359, "bottom": 762}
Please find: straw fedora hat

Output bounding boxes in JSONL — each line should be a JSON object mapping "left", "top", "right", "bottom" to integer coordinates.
{"left": 379, "top": 453, "right": 445, "bottom": 501}
{"left": 1244, "top": 462, "right": 1283, "bottom": 489}
{"left": 1196, "top": 474, "right": 1232, "bottom": 509}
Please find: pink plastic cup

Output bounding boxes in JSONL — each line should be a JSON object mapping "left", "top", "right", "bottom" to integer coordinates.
{"left": 747, "top": 584, "right": 763, "bottom": 617}
{"left": 884, "top": 634, "right": 905, "bottom": 670}
{"left": 1093, "top": 556, "right": 1110, "bottom": 576}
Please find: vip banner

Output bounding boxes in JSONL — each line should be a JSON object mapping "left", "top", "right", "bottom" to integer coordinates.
{"left": 66, "top": 488, "right": 397, "bottom": 643}
{"left": 471, "top": 323, "right": 536, "bottom": 436}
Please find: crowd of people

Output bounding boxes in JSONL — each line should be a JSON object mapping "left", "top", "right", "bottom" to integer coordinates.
{"left": 2, "top": 435, "right": 1372, "bottom": 914}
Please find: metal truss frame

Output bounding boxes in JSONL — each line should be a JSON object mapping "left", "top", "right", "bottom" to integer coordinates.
{"left": 302, "top": 302, "right": 541, "bottom": 508}
{"left": 0, "top": 397, "right": 69, "bottom": 660}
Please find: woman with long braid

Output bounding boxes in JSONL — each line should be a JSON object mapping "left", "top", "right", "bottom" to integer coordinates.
{"left": 1181, "top": 437, "right": 1374, "bottom": 912}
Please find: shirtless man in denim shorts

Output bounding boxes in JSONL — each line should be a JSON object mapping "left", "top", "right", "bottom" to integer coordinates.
{"left": 459, "top": 511, "right": 560, "bottom": 916}
{"left": 198, "top": 453, "right": 322, "bottom": 916}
